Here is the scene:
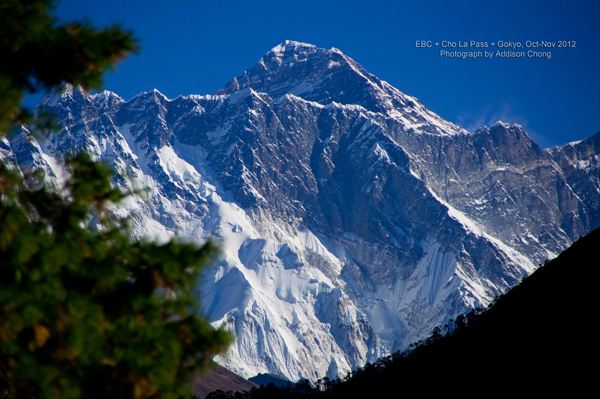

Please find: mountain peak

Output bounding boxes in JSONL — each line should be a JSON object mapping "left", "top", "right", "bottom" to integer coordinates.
{"left": 265, "top": 41, "right": 347, "bottom": 62}
{"left": 39, "top": 83, "right": 86, "bottom": 108}
{"left": 215, "top": 41, "right": 466, "bottom": 136}
{"left": 128, "top": 88, "right": 168, "bottom": 105}
{"left": 268, "top": 40, "right": 317, "bottom": 55}
{"left": 216, "top": 42, "right": 385, "bottom": 107}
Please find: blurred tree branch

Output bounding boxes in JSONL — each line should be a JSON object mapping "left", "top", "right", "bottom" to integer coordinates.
{"left": 0, "top": 2, "right": 231, "bottom": 398}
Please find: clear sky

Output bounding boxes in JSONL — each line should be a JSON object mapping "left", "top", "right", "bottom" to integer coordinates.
{"left": 46, "top": 0, "right": 600, "bottom": 148}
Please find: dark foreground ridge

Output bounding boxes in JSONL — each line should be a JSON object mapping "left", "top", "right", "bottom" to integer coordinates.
{"left": 203, "top": 226, "right": 599, "bottom": 398}
{"left": 248, "top": 374, "right": 293, "bottom": 389}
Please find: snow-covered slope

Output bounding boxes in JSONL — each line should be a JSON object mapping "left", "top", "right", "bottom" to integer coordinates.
{"left": 2, "top": 41, "right": 599, "bottom": 382}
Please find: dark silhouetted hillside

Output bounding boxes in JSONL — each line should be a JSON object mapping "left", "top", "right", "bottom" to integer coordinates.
{"left": 249, "top": 374, "right": 294, "bottom": 389}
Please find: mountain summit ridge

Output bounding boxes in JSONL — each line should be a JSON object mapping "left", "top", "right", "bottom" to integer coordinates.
{"left": 216, "top": 41, "right": 466, "bottom": 138}
{"left": 3, "top": 41, "right": 599, "bottom": 382}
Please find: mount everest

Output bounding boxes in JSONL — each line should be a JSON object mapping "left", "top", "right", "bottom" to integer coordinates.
{"left": 1, "top": 40, "right": 599, "bottom": 382}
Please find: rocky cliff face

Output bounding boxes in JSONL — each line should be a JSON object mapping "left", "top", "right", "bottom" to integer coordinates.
{"left": 2, "top": 40, "right": 598, "bottom": 382}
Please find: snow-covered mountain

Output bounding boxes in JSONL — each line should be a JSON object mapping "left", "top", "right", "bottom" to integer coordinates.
{"left": 2, "top": 40, "right": 599, "bottom": 382}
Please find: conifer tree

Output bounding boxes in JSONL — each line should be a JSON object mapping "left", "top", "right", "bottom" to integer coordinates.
{"left": 0, "top": 1, "right": 231, "bottom": 398}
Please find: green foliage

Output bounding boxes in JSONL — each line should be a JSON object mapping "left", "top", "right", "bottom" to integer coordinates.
{"left": 0, "top": 0, "right": 139, "bottom": 133}
{"left": 0, "top": 155, "right": 231, "bottom": 399}
{"left": 0, "top": 1, "right": 231, "bottom": 398}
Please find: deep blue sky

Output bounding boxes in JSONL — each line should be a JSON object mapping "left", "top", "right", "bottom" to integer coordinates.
{"left": 46, "top": 0, "right": 599, "bottom": 148}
